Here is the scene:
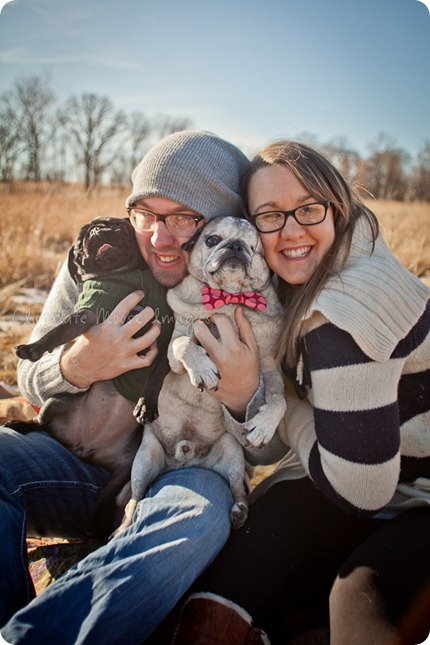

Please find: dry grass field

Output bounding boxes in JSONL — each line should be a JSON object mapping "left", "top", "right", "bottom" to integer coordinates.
{"left": 0, "top": 182, "right": 429, "bottom": 389}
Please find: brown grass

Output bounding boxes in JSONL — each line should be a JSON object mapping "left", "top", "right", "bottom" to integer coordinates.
{"left": 0, "top": 181, "right": 129, "bottom": 290}
{"left": 367, "top": 199, "right": 430, "bottom": 281}
{"left": 0, "top": 183, "right": 429, "bottom": 387}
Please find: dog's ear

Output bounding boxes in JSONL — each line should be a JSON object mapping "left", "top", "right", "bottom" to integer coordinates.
{"left": 67, "top": 246, "right": 82, "bottom": 284}
{"left": 68, "top": 220, "right": 93, "bottom": 284}
{"left": 255, "top": 231, "right": 265, "bottom": 255}
{"left": 181, "top": 225, "right": 204, "bottom": 253}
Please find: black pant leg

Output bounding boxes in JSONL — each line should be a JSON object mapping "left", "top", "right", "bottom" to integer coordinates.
{"left": 193, "top": 477, "right": 386, "bottom": 643}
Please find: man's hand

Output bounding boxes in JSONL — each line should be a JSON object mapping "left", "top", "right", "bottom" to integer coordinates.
{"left": 60, "top": 291, "right": 160, "bottom": 389}
{"left": 193, "top": 306, "right": 260, "bottom": 419}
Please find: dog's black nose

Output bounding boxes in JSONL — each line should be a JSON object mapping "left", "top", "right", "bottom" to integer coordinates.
{"left": 227, "top": 240, "right": 245, "bottom": 252}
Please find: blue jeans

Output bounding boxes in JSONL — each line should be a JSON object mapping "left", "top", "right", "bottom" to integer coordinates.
{"left": 0, "top": 427, "right": 232, "bottom": 644}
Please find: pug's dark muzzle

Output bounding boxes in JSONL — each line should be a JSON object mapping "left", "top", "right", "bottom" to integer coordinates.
{"left": 208, "top": 240, "right": 252, "bottom": 275}
{"left": 75, "top": 218, "right": 141, "bottom": 282}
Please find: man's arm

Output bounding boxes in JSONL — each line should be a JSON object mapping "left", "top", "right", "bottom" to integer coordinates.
{"left": 59, "top": 292, "right": 160, "bottom": 389}
{"left": 17, "top": 261, "right": 85, "bottom": 406}
{"left": 18, "top": 261, "right": 161, "bottom": 406}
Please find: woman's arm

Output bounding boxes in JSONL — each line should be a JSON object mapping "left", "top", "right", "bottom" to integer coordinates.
{"left": 193, "top": 307, "right": 260, "bottom": 418}
{"left": 284, "top": 321, "right": 404, "bottom": 515}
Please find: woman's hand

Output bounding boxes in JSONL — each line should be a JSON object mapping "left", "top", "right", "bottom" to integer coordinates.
{"left": 193, "top": 306, "right": 260, "bottom": 419}
{"left": 60, "top": 291, "right": 161, "bottom": 389}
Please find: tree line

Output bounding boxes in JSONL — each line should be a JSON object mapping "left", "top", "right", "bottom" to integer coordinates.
{"left": 1, "top": 73, "right": 429, "bottom": 201}
{"left": 0, "top": 74, "right": 192, "bottom": 190}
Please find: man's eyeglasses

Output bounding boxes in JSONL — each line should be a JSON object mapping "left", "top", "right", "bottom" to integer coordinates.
{"left": 251, "top": 201, "right": 331, "bottom": 233}
{"left": 127, "top": 207, "right": 204, "bottom": 237}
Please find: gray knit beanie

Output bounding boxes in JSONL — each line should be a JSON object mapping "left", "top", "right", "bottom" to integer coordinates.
{"left": 126, "top": 130, "right": 249, "bottom": 220}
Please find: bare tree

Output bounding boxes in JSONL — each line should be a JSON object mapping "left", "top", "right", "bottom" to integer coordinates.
{"left": 109, "top": 112, "right": 193, "bottom": 186}
{"left": 128, "top": 112, "right": 153, "bottom": 170}
{"left": 362, "top": 133, "right": 410, "bottom": 200}
{"left": 2, "top": 74, "right": 56, "bottom": 181}
{"left": 62, "top": 93, "right": 126, "bottom": 189}
{"left": 155, "top": 114, "right": 193, "bottom": 139}
{"left": 412, "top": 141, "right": 430, "bottom": 202}
{"left": 109, "top": 111, "right": 154, "bottom": 186}
{"left": 321, "top": 137, "right": 361, "bottom": 185}
{"left": 0, "top": 99, "right": 24, "bottom": 181}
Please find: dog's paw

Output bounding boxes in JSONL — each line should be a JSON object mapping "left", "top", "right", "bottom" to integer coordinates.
{"left": 186, "top": 357, "right": 220, "bottom": 391}
{"left": 243, "top": 409, "right": 278, "bottom": 448}
{"left": 134, "top": 397, "right": 159, "bottom": 424}
{"left": 133, "top": 397, "right": 148, "bottom": 425}
{"left": 15, "top": 344, "right": 44, "bottom": 362}
{"left": 175, "top": 343, "right": 220, "bottom": 391}
{"left": 243, "top": 397, "right": 287, "bottom": 447}
{"left": 230, "top": 502, "right": 248, "bottom": 529}
{"left": 244, "top": 426, "right": 275, "bottom": 448}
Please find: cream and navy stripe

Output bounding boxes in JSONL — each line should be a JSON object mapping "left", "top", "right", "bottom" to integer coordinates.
{"left": 297, "top": 302, "right": 430, "bottom": 515}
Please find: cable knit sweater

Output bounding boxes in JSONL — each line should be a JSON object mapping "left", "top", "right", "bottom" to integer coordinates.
{"left": 227, "top": 219, "right": 430, "bottom": 517}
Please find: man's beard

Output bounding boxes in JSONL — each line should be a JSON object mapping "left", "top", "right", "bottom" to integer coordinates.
{"left": 149, "top": 262, "right": 188, "bottom": 288}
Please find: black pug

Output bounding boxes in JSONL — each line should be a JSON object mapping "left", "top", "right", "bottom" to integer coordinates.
{"left": 11, "top": 217, "right": 173, "bottom": 538}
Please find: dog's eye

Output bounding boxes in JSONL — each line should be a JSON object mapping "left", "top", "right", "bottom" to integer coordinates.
{"left": 205, "top": 235, "right": 221, "bottom": 247}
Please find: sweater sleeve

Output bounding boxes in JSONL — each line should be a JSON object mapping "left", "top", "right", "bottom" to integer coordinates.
{"left": 284, "top": 322, "right": 403, "bottom": 515}
{"left": 17, "top": 260, "right": 88, "bottom": 406}
{"left": 221, "top": 375, "right": 290, "bottom": 466}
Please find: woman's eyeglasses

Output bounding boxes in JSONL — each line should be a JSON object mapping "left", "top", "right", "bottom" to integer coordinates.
{"left": 251, "top": 201, "right": 331, "bottom": 233}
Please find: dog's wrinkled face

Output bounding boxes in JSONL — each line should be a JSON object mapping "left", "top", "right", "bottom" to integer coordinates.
{"left": 69, "top": 217, "right": 142, "bottom": 283}
{"left": 187, "top": 217, "right": 270, "bottom": 292}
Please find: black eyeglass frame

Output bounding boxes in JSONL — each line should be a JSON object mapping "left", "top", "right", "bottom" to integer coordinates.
{"left": 127, "top": 207, "right": 205, "bottom": 233}
{"left": 251, "top": 201, "right": 331, "bottom": 233}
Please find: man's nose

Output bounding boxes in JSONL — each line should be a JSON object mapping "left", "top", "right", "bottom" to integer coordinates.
{"left": 150, "top": 220, "right": 176, "bottom": 246}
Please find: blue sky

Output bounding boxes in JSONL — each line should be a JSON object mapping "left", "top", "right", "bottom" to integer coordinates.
{"left": 0, "top": 0, "right": 429, "bottom": 158}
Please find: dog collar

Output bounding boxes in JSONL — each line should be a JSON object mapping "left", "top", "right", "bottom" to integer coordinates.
{"left": 202, "top": 285, "right": 267, "bottom": 311}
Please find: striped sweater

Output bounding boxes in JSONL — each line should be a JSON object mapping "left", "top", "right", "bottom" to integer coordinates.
{"left": 229, "top": 218, "right": 430, "bottom": 516}
{"left": 280, "top": 301, "right": 430, "bottom": 516}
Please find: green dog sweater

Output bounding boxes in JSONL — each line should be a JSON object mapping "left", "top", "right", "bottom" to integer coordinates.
{"left": 75, "top": 270, "right": 174, "bottom": 403}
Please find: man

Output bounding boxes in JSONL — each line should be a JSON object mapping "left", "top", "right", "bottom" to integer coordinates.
{"left": 0, "top": 131, "right": 259, "bottom": 644}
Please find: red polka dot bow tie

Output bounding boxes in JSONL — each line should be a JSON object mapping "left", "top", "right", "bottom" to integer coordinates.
{"left": 201, "top": 285, "right": 267, "bottom": 311}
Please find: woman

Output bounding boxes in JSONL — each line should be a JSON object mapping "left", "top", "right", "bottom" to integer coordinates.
{"left": 171, "top": 141, "right": 430, "bottom": 645}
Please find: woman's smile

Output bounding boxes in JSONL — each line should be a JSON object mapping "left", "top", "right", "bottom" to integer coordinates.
{"left": 281, "top": 245, "right": 312, "bottom": 259}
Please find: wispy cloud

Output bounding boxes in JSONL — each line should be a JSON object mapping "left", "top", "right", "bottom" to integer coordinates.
{"left": 0, "top": 47, "right": 25, "bottom": 63}
{"left": 26, "top": 0, "right": 100, "bottom": 36}
{"left": 0, "top": 47, "right": 139, "bottom": 69}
